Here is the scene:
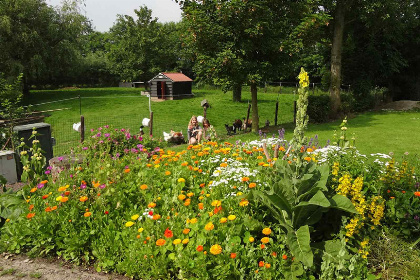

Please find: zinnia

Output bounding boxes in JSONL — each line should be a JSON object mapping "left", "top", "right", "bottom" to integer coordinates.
{"left": 210, "top": 244, "right": 222, "bottom": 255}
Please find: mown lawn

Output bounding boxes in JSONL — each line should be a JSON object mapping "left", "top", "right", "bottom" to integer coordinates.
{"left": 25, "top": 87, "right": 420, "bottom": 158}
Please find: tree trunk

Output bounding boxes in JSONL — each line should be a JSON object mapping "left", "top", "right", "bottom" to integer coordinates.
{"left": 329, "top": 0, "right": 346, "bottom": 118}
{"left": 250, "top": 83, "right": 259, "bottom": 132}
{"left": 22, "top": 73, "right": 30, "bottom": 96}
{"left": 232, "top": 82, "right": 242, "bottom": 102}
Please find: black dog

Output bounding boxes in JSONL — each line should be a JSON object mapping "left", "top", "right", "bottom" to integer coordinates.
{"left": 225, "top": 124, "right": 236, "bottom": 135}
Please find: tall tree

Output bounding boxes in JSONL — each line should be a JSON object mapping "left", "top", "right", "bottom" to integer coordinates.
{"left": 179, "top": 0, "right": 310, "bottom": 131}
{"left": 0, "top": 0, "right": 90, "bottom": 93}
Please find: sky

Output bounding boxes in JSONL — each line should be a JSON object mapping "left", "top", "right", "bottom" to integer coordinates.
{"left": 46, "top": 0, "right": 183, "bottom": 32}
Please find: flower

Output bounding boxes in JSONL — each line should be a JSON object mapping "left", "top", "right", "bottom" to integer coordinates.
{"left": 210, "top": 244, "right": 222, "bottom": 255}
{"left": 198, "top": 203, "right": 204, "bottom": 210}
{"left": 156, "top": 239, "right": 166, "bottom": 246}
{"left": 138, "top": 228, "right": 144, "bottom": 233}
{"left": 152, "top": 214, "right": 161, "bottom": 220}
{"left": 189, "top": 218, "right": 198, "bottom": 224}
{"left": 249, "top": 182, "right": 257, "bottom": 188}
{"left": 60, "top": 197, "right": 69, "bottom": 203}
{"left": 249, "top": 237, "right": 255, "bottom": 243}
{"left": 125, "top": 221, "right": 135, "bottom": 227}
{"left": 261, "top": 237, "right": 270, "bottom": 244}
{"left": 197, "top": 245, "right": 204, "bottom": 252}
{"left": 239, "top": 199, "right": 249, "bottom": 207}
{"left": 140, "top": 184, "right": 148, "bottom": 190}
{"left": 230, "top": 253, "right": 237, "bottom": 259}
{"left": 148, "top": 202, "right": 156, "bottom": 208}
{"left": 182, "top": 228, "right": 190, "bottom": 235}
{"left": 182, "top": 239, "right": 189, "bottom": 244}
{"left": 30, "top": 188, "right": 37, "bottom": 193}
{"left": 27, "top": 213, "right": 35, "bottom": 219}
{"left": 178, "top": 194, "right": 186, "bottom": 200}
{"left": 415, "top": 191, "right": 420, "bottom": 197}
{"left": 262, "top": 228, "right": 272, "bottom": 235}
{"left": 220, "top": 217, "right": 227, "bottom": 223}
{"left": 211, "top": 200, "right": 221, "bottom": 207}
{"left": 84, "top": 212, "right": 92, "bottom": 217}
{"left": 173, "top": 239, "right": 181, "bottom": 245}
{"left": 131, "top": 214, "right": 140, "bottom": 220}
{"left": 205, "top": 222, "right": 215, "bottom": 231}
{"left": 265, "top": 263, "right": 271, "bottom": 269}
{"left": 259, "top": 261, "right": 265, "bottom": 267}
{"left": 124, "top": 168, "right": 130, "bottom": 173}
{"left": 228, "top": 215, "right": 236, "bottom": 221}
{"left": 242, "top": 177, "right": 250, "bottom": 182}
{"left": 79, "top": 196, "right": 88, "bottom": 202}
{"left": 164, "top": 228, "right": 173, "bottom": 238}
{"left": 178, "top": 178, "right": 185, "bottom": 183}
{"left": 282, "top": 254, "right": 288, "bottom": 260}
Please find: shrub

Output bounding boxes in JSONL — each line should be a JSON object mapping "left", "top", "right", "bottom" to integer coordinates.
{"left": 307, "top": 93, "right": 330, "bottom": 123}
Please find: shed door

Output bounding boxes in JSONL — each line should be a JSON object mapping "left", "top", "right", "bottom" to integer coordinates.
{"left": 161, "top": 81, "right": 166, "bottom": 99}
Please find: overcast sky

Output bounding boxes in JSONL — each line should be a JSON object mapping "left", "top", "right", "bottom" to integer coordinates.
{"left": 46, "top": 0, "right": 182, "bottom": 32}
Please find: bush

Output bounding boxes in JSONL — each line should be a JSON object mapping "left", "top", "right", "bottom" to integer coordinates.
{"left": 307, "top": 93, "right": 330, "bottom": 123}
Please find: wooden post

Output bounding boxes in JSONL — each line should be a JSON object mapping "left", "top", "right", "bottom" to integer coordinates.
{"left": 293, "top": 101, "right": 297, "bottom": 125}
{"left": 245, "top": 103, "right": 251, "bottom": 132}
{"left": 80, "top": 115, "right": 85, "bottom": 143}
{"left": 149, "top": 111, "right": 153, "bottom": 137}
{"left": 203, "top": 107, "right": 207, "bottom": 120}
{"left": 274, "top": 101, "right": 279, "bottom": 126}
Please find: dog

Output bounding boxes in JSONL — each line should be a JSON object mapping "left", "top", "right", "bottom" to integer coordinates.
{"left": 163, "top": 130, "right": 185, "bottom": 144}
{"left": 225, "top": 124, "right": 236, "bottom": 135}
{"left": 242, "top": 118, "right": 252, "bottom": 130}
{"left": 233, "top": 119, "right": 243, "bottom": 131}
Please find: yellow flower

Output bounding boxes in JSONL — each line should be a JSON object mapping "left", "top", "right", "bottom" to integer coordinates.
{"left": 228, "top": 215, "right": 236, "bottom": 221}
{"left": 131, "top": 214, "right": 140, "bottom": 220}
{"left": 187, "top": 192, "right": 194, "bottom": 197}
{"left": 249, "top": 237, "right": 255, "bottom": 243}
{"left": 148, "top": 202, "right": 156, "bottom": 208}
{"left": 205, "top": 222, "right": 215, "bottom": 231}
{"left": 182, "top": 238, "right": 189, "bottom": 244}
{"left": 140, "top": 184, "right": 148, "bottom": 190}
{"left": 178, "top": 178, "right": 185, "bottom": 183}
{"left": 261, "top": 237, "right": 270, "bottom": 244}
{"left": 173, "top": 239, "right": 181, "bottom": 245}
{"left": 125, "top": 221, "right": 135, "bottom": 227}
{"left": 178, "top": 194, "right": 186, "bottom": 200}
{"left": 189, "top": 218, "right": 198, "bottom": 224}
{"left": 210, "top": 244, "right": 222, "bottom": 255}
{"left": 138, "top": 228, "right": 144, "bottom": 233}
{"left": 262, "top": 228, "right": 272, "bottom": 235}
{"left": 239, "top": 199, "right": 249, "bottom": 207}
{"left": 211, "top": 200, "right": 221, "bottom": 207}
{"left": 220, "top": 217, "right": 227, "bottom": 223}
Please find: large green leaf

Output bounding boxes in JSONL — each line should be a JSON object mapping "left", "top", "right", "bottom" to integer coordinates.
{"left": 293, "top": 191, "right": 331, "bottom": 227}
{"left": 287, "top": 225, "right": 313, "bottom": 267}
{"left": 329, "top": 194, "right": 358, "bottom": 214}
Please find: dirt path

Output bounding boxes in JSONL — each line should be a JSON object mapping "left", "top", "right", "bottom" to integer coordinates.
{"left": 0, "top": 253, "right": 130, "bottom": 280}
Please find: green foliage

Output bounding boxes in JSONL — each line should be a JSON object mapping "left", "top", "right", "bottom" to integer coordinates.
{"left": 307, "top": 94, "right": 330, "bottom": 123}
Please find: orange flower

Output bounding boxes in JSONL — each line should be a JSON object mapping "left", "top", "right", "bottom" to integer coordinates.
{"left": 258, "top": 261, "right": 265, "bottom": 267}
{"left": 261, "top": 237, "right": 270, "bottom": 244}
{"left": 213, "top": 206, "right": 222, "bottom": 214}
{"left": 42, "top": 194, "right": 49, "bottom": 199}
{"left": 184, "top": 199, "right": 191, "bottom": 206}
{"left": 282, "top": 254, "right": 288, "bottom": 260}
{"left": 140, "top": 184, "right": 148, "bottom": 190}
{"left": 79, "top": 196, "right": 88, "bottom": 202}
{"left": 30, "top": 188, "right": 37, "bottom": 193}
{"left": 414, "top": 191, "right": 420, "bottom": 197}
{"left": 45, "top": 207, "right": 52, "bottom": 212}
{"left": 124, "top": 168, "right": 130, "bottom": 173}
{"left": 262, "top": 228, "right": 272, "bottom": 235}
{"left": 242, "top": 177, "right": 250, "bottom": 182}
{"left": 148, "top": 202, "right": 156, "bottom": 208}
{"left": 64, "top": 191, "right": 70, "bottom": 196}
{"left": 304, "top": 156, "right": 312, "bottom": 162}
{"left": 84, "top": 212, "right": 92, "bottom": 217}
{"left": 220, "top": 162, "right": 228, "bottom": 168}
{"left": 198, "top": 203, "right": 204, "bottom": 210}
{"left": 239, "top": 199, "right": 249, "bottom": 207}
{"left": 164, "top": 228, "right": 173, "bottom": 238}
{"left": 210, "top": 244, "right": 222, "bottom": 255}
{"left": 230, "top": 253, "right": 237, "bottom": 259}
{"left": 260, "top": 244, "right": 266, "bottom": 249}
{"left": 196, "top": 245, "right": 204, "bottom": 252}
{"left": 40, "top": 180, "right": 48, "bottom": 184}
{"left": 265, "top": 263, "right": 271, "bottom": 269}
{"left": 51, "top": 206, "right": 57, "bottom": 210}
{"left": 165, "top": 171, "right": 171, "bottom": 175}
{"left": 152, "top": 214, "right": 161, "bottom": 220}
{"left": 29, "top": 204, "right": 34, "bottom": 211}
{"left": 183, "top": 228, "right": 190, "bottom": 235}
{"left": 27, "top": 213, "right": 35, "bottom": 219}
{"left": 249, "top": 182, "right": 257, "bottom": 188}
{"left": 156, "top": 239, "right": 166, "bottom": 246}
{"left": 271, "top": 251, "right": 277, "bottom": 257}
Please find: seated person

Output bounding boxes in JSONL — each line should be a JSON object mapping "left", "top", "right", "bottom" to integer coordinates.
{"left": 187, "top": 116, "right": 202, "bottom": 144}
{"left": 203, "top": 119, "right": 217, "bottom": 141}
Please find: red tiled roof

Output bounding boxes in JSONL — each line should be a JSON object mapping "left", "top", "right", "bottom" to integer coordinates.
{"left": 163, "top": 72, "right": 193, "bottom": 82}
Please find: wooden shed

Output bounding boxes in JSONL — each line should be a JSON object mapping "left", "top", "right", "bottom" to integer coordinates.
{"left": 149, "top": 72, "right": 193, "bottom": 100}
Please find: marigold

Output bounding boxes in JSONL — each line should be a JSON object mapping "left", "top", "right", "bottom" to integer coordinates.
{"left": 156, "top": 239, "right": 166, "bottom": 246}
{"left": 183, "top": 228, "right": 190, "bottom": 235}
{"left": 262, "top": 228, "right": 272, "bottom": 235}
{"left": 148, "top": 202, "right": 156, "bottom": 208}
{"left": 242, "top": 177, "right": 250, "bottom": 182}
{"left": 187, "top": 192, "right": 194, "bottom": 197}
{"left": 189, "top": 218, "right": 197, "bottom": 224}
{"left": 124, "top": 168, "right": 130, "bottom": 173}
{"left": 182, "top": 238, "right": 189, "bottom": 244}
{"left": 140, "top": 184, "right": 148, "bottom": 190}
{"left": 173, "top": 239, "right": 181, "bottom": 245}
{"left": 211, "top": 200, "right": 221, "bottom": 207}
{"left": 282, "top": 254, "right": 288, "bottom": 260}
{"left": 249, "top": 182, "right": 257, "bottom": 188}
{"left": 79, "top": 196, "right": 88, "bottom": 202}
{"left": 210, "top": 244, "right": 222, "bottom": 255}
{"left": 29, "top": 204, "right": 34, "bottom": 211}
{"left": 125, "top": 221, "right": 135, "bottom": 227}
{"left": 51, "top": 206, "right": 57, "bottom": 210}
{"left": 178, "top": 194, "right": 186, "bottom": 200}
{"left": 60, "top": 196, "right": 69, "bottom": 203}
{"left": 197, "top": 245, "right": 204, "bottom": 252}
{"left": 138, "top": 227, "right": 144, "bottom": 233}
{"left": 205, "top": 222, "right": 215, "bottom": 231}
{"left": 239, "top": 199, "right": 249, "bottom": 207}
{"left": 84, "top": 212, "right": 92, "bottom": 217}
{"left": 42, "top": 194, "right": 49, "bottom": 199}
{"left": 220, "top": 217, "right": 227, "bottom": 223}
{"left": 27, "top": 213, "right": 35, "bottom": 219}
{"left": 259, "top": 261, "right": 265, "bottom": 267}
{"left": 178, "top": 178, "right": 186, "bottom": 183}
{"left": 30, "top": 188, "right": 37, "bottom": 193}
{"left": 261, "top": 237, "right": 270, "bottom": 244}
{"left": 249, "top": 237, "right": 255, "bottom": 243}
{"left": 265, "top": 263, "right": 271, "bottom": 269}
{"left": 260, "top": 244, "right": 266, "bottom": 249}
{"left": 58, "top": 185, "right": 68, "bottom": 192}
{"left": 198, "top": 203, "right": 204, "bottom": 210}
{"left": 415, "top": 191, "right": 420, "bottom": 197}
{"left": 230, "top": 253, "right": 237, "bottom": 259}
{"left": 165, "top": 171, "right": 171, "bottom": 175}
{"left": 152, "top": 214, "right": 161, "bottom": 220}
{"left": 184, "top": 199, "right": 191, "bottom": 206}
{"left": 45, "top": 207, "right": 52, "bottom": 212}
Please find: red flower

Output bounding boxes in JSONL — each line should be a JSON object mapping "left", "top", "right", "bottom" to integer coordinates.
{"left": 104, "top": 211, "right": 109, "bottom": 215}
{"left": 213, "top": 206, "right": 222, "bottom": 214}
{"left": 196, "top": 245, "right": 204, "bottom": 252}
{"left": 148, "top": 211, "right": 154, "bottom": 216}
{"left": 230, "top": 253, "right": 237, "bottom": 259}
{"left": 282, "top": 254, "right": 288, "bottom": 260}
{"left": 414, "top": 191, "right": 420, "bottom": 197}
{"left": 164, "top": 228, "right": 173, "bottom": 238}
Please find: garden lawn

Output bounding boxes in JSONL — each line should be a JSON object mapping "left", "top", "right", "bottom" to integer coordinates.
{"left": 24, "top": 87, "right": 420, "bottom": 158}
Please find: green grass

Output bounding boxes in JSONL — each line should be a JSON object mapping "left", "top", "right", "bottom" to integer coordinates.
{"left": 23, "top": 87, "right": 420, "bottom": 157}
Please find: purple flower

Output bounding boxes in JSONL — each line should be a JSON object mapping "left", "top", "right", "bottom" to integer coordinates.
{"left": 138, "top": 136, "right": 143, "bottom": 141}
{"left": 82, "top": 147, "right": 88, "bottom": 150}
{"left": 37, "top": 183, "right": 45, "bottom": 189}
{"left": 121, "top": 128, "right": 125, "bottom": 132}
{"left": 80, "top": 183, "right": 87, "bottom": 189}
{"left": 70, "top": 174, "right": 73, "bottom": 178}
{"left": 137, "top": 144, "right": 143, "bottom": 149}
{"left": 104, "top": 133, "right": 110, "bottom": 137}
{"left": 414, "top": 215, "right": 419, "bottom": 221}
{"left": 45, "top": 170, "right": 51, "bottom": 175}
{"left": 47, "top": 166, "right": 52, "bottom": 170}
{"left": 96, "top": 132, "right": 102, "bottom": 137}
{"left": 58, "top": 156, "right": 63, "bottom": 161}
{"left": 99, "top": 140, "right": 104, "bottom": 144}
{"left": 90, "top": 129, "right": 94, "bottom": 132}
{"left": 98, "top": 127, "right": 102, "bottom": 131}
{"left": 99, "top": 184, "right": 106, "bottom": 189}
{"left": 131, "top": 148, "right": 138, "bottom": 153}
{"left": 104, "top": 125, "right": 109, "bottom": 128}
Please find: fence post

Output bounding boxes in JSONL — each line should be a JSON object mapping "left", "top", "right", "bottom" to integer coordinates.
{"left": 149, "top": 111, "right": 153, "bottom": 137}
{"left": 80, "top": 115, "right": 85, "bottom": 143}
{"left": 274, "top": 101, "right": 279, "bottom": 126}
{"left": 245, "top": 103, "right": 251, "bottom": 132}
{"left": 79, "top": 95, "right": 82, "bottom": 115}
{"left": 293, "top": 101, "right": 297, "bottom": 125}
